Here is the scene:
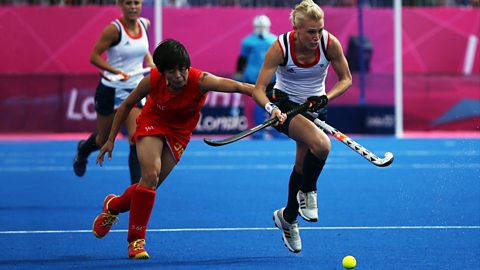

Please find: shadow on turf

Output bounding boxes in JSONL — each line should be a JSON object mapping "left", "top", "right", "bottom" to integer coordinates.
{"left": 161, "top": 256, "right": 293, "bottom": 266}
{"left": 0, "top": 255, "right": 299, "bottom": 269}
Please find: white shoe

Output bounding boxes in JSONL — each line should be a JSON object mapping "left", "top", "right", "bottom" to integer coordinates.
{"left": 297, "top": 190, "right": 318, "bottom": 222}
{"left": 273, "top": 208, "right": 302, "bottom": 253}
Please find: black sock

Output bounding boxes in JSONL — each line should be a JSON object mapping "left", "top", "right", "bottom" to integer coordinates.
{"left": 283, "top": 166, "right": 301, "bottom": 223}
{"left": 129, "top": 145, "right": 141, "bottom": 184}
{"left": 300, "top": 150, "right": 326, "bottom": 193}
{"left": 78, "top": 133, "right": 101, "bottom": 157}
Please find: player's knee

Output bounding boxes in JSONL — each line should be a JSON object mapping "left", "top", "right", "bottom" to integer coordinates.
{"left": 311, "top": 140, "right": 330, "bottom": 159}
{"left": 294, "top": 164, "right": 304, "bottom": 175}
{"left": 140, "top": 169, "right": 160, "bottom": 189}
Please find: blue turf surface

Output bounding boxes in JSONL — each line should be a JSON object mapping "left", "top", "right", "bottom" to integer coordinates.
{"left": 0, "top": 137, "right": 479, "bottom": 269}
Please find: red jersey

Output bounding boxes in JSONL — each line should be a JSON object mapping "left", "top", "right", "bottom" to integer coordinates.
{"left": 134, "top": 67, "right": 207, "bottom": 161}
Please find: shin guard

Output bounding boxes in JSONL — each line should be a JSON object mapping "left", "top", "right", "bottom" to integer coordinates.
{"left": 108, "top": 184, "right": 138, "bottom": 214}
{"left": 283, "top": 167, "right": 302, "bottom": 223}
{"left": 127, "top": 185, "right": 156, "bottom": 243}
{"left": 300, "top": 151, "right": 326, "bottom": 193}
{"left": 79, "top": 133, "right": 101, "bottom": 157}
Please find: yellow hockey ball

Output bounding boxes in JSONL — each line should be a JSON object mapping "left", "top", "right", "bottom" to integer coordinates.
{"left": 342, "top": 255, "right": 357, "bottom": 269}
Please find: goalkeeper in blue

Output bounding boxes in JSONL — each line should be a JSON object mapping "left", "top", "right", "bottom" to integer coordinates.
{"left": 252, "top": 0, "right": 352, "bottom": 253}
{"left": 234, "top": 15, "right": 277, "bottom": 139}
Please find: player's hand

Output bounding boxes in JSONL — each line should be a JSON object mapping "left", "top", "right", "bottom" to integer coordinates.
{"left": 118, "top": 71, "right": 129, "bottom": 81}
{"left": 96, "top": 141, "right": 114, "bottom": 167}
{"left": 307, "top": 95, "right": 328, "bottom": 112}
{"left": 271, "top": 109, "right": 286, "bottom": 126}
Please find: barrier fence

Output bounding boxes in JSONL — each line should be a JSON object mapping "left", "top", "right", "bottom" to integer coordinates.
{"left": 0, "top": 6, "right": 478, "bottom": 134}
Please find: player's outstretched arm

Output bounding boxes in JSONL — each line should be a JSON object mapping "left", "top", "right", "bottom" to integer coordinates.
{"left": 198, "top": 72, "right": 254, "bottom": 96}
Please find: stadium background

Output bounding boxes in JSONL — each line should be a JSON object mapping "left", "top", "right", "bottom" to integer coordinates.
{"left": 0, "top": 2, "right": 478, "bottom": 269}
{"left": 0, "top": 2, "right": 478, "bottom": 136}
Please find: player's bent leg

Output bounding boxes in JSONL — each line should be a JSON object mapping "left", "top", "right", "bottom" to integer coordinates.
{"left": 136, "top": 135, "right": 177, "bottom": 189}
{"left": 92, "top": 194, "right": 119, "bottom": 238}
{"left": 273, "top": 208, "right": 302, "bottom": 253}
{"left": 125, "top": 136, "right": 163, "bottom": 259}
{"left": 289, "top": 119, "right": 329, "bottom": 223}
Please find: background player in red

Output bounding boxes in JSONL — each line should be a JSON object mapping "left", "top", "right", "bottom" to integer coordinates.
{"left": 73, "top": 0, "right": 154, "bottom": 184}
{"left": 93, "top": 39, "right": 254, "bottom": 259}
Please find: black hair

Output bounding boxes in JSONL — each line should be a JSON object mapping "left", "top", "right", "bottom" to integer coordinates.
{"left": 153, "top": 39, "right": 191, "bottom": 73}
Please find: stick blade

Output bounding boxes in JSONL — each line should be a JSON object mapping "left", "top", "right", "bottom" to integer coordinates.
{"left": 376, "top": 152, "right": 394, "bottom": 167}
{"left": 203, "top": 128, "right": 257, "bottom": 146}
{"left": 203, "top": 137, "right": 231, "bottom": 147}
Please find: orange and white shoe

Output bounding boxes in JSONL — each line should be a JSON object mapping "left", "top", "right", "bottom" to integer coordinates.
{"left": 128, "top": 239, "right": 150, "bottom": 259}
{"left": 92, "top": 194, "right": 119, "bottom": 238}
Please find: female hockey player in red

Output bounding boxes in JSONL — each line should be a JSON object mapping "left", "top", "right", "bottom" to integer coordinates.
{"left": 93, "top": 39, "right": 254, "bottom": 259}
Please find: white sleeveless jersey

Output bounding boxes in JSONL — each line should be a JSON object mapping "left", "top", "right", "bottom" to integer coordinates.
{"left": 101, "top": 17, "right": 150, "bottom": 89}
{"left": 274, "top": 30, "right": 331, "bottom": 104}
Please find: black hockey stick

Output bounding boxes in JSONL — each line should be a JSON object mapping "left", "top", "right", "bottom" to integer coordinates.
{"left": 203, "top": 102, "right": 310, "bottom": 147}
{"left": 313, "top": 119, "right": 394, "bottom": 167}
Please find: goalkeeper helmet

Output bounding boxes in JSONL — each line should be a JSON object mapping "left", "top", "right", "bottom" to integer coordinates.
{"left": 253, "top": 15, "right": 271, "bottom": 37}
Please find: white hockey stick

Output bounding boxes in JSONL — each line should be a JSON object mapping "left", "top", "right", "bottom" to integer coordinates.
{"left": 101, "top": 67, "right": 151, "bottom": 82}
{"left": 314, "top": 119, "right": 394, "bottom": 167}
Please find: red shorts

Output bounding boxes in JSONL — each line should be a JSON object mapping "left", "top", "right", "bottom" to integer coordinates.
{"left": 133, "top": 120, "right": 190, "bottom": 162}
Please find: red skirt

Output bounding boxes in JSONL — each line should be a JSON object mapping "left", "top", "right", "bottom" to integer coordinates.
{"left": 133, "top": 119, "right": 191, "bottom": 162}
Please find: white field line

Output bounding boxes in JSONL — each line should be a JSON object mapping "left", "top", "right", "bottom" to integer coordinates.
{"left": 0, "top": 149, "right": 478, "bottom": 172}
{"left": 1, "top": 225, "right": 479, "bottom": 235}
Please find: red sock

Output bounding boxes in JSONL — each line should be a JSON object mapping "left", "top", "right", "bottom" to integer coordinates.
{"left": 127, "top": 185, "right": 156, "bottom": 243}
{"left": 108, "top": 184, "right": 137, "bottom": 214}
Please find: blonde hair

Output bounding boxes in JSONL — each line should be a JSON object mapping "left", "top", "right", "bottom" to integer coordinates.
{"left": 290, "top": 0, "right": 324, "bottom": 27}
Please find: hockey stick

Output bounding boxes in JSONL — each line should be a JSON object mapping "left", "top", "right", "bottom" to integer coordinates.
{"left": 313, "top": 119, "right": 394, "bottom": 167}
{"left": 204, "top": 102, "right": 310, "bottom": 147}
{"left": 101, "top": 67, "right": 151, "bottom": 82}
